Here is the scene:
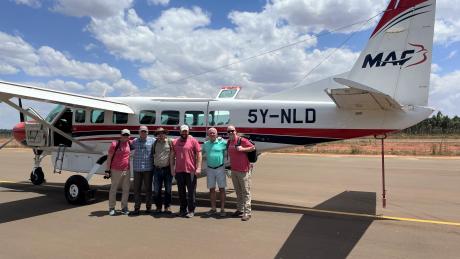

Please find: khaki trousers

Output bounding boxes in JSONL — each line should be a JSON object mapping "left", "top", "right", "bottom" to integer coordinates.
{"left": 109, "top": 169, "right": 131, "bottom": 210}
{"left": 231, "top": 170, "right": 252, "bottom": 215}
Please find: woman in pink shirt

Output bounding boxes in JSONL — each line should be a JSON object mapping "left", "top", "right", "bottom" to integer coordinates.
{"left": 227, "top": 125, "right": 255, "bottom": 221}
{"left": 106, "top": 129, "right": 133, "bottom": 216}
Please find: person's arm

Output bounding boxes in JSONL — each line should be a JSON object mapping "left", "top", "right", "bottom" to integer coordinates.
{"left": 236, "top": 138, "right": 255, "bottom": 152}
{"left": 195, "top": 149, "right": 202, "bottom": 175}
{"left": 169, "top": 143, "right": 176, "bottom": 177}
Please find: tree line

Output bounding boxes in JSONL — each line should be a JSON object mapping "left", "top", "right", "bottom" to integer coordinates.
{"left": 401, "top": 111, "right": 460, "bottom": 135}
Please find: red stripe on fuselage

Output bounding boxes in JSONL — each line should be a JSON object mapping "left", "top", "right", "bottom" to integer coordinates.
{"left": 371, "top": 0, "right": 428, "bottom": 38}
{"left": 72, "top": 125, "right": 393, "bottom": 140}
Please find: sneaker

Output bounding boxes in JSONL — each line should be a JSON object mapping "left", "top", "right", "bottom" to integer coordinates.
{"left": 129, "top": 209, "right": 140, "bottom": 216}
{"left": 164, "top": 207, "right": 172, "bottom": 214}
{"left": 109, "top": 209, "right": 116, "bottom": 216}
{"left": 186, "top": 212, "right": 194, "bottom": 218}
{"left": 205, "top": 209, "right": 217, "bottom": 216}
{"left": 121, "top": 208, "right": 130, "bottom": 215}
{"left": 241, "top": 214, "right": 251, "bottom": 221}
{"left": 231, "top": 210, "right": 243, "bottom": 217}
{"left": 219, "top": 209, "right": 226, "bottom": 217}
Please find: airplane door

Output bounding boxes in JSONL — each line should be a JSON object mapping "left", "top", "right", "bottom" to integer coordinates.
{"left": 52, "top": 108, "right": 73, "bottom": 147}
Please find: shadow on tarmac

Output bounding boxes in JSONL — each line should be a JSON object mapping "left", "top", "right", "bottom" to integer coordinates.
{"left": 1, "top": 181, "right": 376, "bottom": 258}
{"left": 275, "top": 191, "right": 376, "bottom": 259}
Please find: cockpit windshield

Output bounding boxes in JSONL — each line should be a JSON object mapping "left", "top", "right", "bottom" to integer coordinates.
{"left": 45, "top": 105, "right": 64, "bottom": 123}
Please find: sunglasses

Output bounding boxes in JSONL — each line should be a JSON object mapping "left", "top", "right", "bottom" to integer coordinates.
{"left": 227, "top": 130, "right": 235, "bottom": 133}
{"left": 140, "top": 130, "right": 148, "bottom": 133}
{"left": 122, "top": 134, "right": 130, "bottom": 136}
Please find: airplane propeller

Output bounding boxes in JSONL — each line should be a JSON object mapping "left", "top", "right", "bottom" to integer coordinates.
{"left": 18, "top": 98, "right": 24, "bottom": 122}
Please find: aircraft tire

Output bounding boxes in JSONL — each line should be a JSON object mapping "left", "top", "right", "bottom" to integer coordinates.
{"left": 30, "top": 167, "right": 45, "bottom": 185}
{"left": 64, "top": 175, "right": 89, "bottom": 205}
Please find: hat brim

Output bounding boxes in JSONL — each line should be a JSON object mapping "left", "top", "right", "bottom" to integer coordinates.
{"left": 155, "top": 130, "right": 169, "bottom": 135}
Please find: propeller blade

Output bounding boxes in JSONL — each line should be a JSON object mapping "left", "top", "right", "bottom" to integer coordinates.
{"left": 0, "top": 137, "right": 14, "bottom": 151}
{"left": 18, "top": 98, "right": 24, "bottom": 122}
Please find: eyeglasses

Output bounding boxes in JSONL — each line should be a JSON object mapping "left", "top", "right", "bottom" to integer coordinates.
{"left": 140, "top": 130, "right": 147, "bottom": 133}
{"left": 122, "top": 134, "right": 130, "bottom": 136}
{"left": 227, "top": 130, "right": 235, "bottom": 133}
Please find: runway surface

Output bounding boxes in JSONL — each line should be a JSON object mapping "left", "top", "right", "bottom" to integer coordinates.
{"left": 1, "top": 150, "right": 460, "bottom": 258}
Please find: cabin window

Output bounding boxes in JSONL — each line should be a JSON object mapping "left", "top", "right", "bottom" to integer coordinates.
{"left": 161, "top": 110, "right": 180, "bottom": 125}
{"left": 184, "top": 111, "right": 205, "bottom": 126}
{"left": 113, "top": 112, "right": 128, "bottom": 124}
{"left": 91, "top": 110, "right": 105, "bottom": 123}
{"left": 139, "top": 110, "right": 156, "bottom": 124}
{"left": 208, "top": 110, "right": 230, "bottom": 126}
{"left": 74, "top": 109, "right": 86, "bottom": 123}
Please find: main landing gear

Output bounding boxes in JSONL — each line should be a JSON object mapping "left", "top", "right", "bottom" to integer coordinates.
{"left": 63, "top": 155, "right": 107, "bottom": 205}
{"left": 64, "top": 175, "right": 91, "bottom": 205}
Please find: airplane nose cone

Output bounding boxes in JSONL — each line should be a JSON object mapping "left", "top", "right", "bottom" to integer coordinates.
{"left": 13, "top": 122, "right": 26, "bottom": 145}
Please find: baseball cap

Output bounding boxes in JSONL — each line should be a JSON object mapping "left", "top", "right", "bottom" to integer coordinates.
{"left": 139, "top": 125, "right": 148, "bottom": 132}
{"left": 180, "top": 125, "right": 189, "bottom": 131}
{"left": 121, "top": 129, "right": 130, "bottom": 135}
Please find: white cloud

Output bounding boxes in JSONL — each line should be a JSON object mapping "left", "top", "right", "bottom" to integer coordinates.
{"left": 147, "top": 0, "right": 170, "bottom": 7}
{"left": 429, "top": 70, "right": 460, "bottom": 116}
{"left": 434, "top": 0, "right": 460, "bottom": 44}
{"left": 25, "top": 46, "right": 122, "bottom": 82}
{"left": 0, "top": 63, "right": 19, "bottom": 74}
{"left": 52, "top": 0, "right": 133, "bottom": 19}
{"left": 0, "top": 32, "right": 123, "bottom": 82}
{"left": 12, "top": 0, "right": 41, "bottom": 8}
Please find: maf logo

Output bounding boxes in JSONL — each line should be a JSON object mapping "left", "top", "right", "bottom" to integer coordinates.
{"left": 362, "top": 43, "right": 428, "bottom": 69}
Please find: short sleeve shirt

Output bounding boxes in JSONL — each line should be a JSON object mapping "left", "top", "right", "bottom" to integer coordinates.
{"left": 203, "top": 138, "right": 227, "bottom": 168}
{"left": 173, "top": 136, "right": 202, "bottom": 173}
{"left": 108, "top": 140, "right": 132, "bottom": 171}
{"left": 227, "top": 137, "right": 254, "bottom": 173}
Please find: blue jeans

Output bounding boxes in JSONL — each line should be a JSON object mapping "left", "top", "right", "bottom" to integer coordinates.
{"left": 153, "top": 166, "right": 172, "bottom": 209}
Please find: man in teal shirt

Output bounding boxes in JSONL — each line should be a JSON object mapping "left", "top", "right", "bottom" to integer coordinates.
{"left": 202, "top": 127, "right": 227, "bottom": 217}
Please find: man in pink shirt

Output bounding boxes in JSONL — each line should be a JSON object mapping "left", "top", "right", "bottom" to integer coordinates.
{"left": 105, "top": 129, "right": 133, "bottom": 216}
{"left": 170, "top": 125, "right": 202, "bottom": 218}
{"left": 227, "top": 125, "right": 255, "bottom": 221}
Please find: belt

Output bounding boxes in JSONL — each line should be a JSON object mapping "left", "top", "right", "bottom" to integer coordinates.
{"left": 208, "top": 164, "right": 224, "bottom": 169}
{"left": 155, "top": 166, "right": 169, "bottom": 169}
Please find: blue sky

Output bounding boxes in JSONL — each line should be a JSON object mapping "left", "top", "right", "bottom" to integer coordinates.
{"left": 0, "top": 0, "right": 459, "bottom": 129}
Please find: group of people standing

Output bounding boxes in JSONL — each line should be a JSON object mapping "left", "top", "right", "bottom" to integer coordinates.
{"left": 105, "top": 124, "right": 255, "bottom": 221}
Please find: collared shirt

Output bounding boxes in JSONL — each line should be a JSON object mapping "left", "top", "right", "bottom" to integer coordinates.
{"left": 172, "top": 136, "right": 201, "bottom": 173}
{"left": 203, "top": 138, "right": 227, "bottom": 168}
{"left": 108, "top": 140, "right": 132, "bottom": 171}
{"left": 227, "top": 137, "right": 254, "bottom": 173}
{"left": 153, "top": 138, "right": 172, "bottom": 168}
{"left": 132, "top": 136, "right": 155, "bottom": 172}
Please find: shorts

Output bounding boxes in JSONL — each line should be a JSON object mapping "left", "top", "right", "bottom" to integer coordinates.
{"left": 206, "top": 166, "right": 226, "bottom": 189}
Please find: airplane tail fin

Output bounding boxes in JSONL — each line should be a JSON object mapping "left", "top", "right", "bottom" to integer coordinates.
{"left": 345, "top": 0, "right": 436, "bottom": 107}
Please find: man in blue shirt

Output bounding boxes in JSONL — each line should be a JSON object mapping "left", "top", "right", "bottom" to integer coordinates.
{"left": 130, "top": 125, "right": 155, "bottom": 215}
{"left": 202, "top": 127, "right": 227, "bottom": 217}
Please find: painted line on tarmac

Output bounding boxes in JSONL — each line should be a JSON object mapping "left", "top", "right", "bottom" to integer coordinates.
{"left": 2, "top": 180, "right": 460, "bottom": 227}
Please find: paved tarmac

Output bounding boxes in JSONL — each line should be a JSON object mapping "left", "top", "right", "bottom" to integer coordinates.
{"left": 1, "top": 149, "right": 460, "bottom": 258}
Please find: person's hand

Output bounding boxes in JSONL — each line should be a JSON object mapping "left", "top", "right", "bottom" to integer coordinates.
{"left": 171, "top": 170, "right": 175, "bottom": 177}
{"left": 195, "top": 167, "right": 201, "bottom": 175}
{"left": 236, "top": 146, "right": 244, "bottom": 152}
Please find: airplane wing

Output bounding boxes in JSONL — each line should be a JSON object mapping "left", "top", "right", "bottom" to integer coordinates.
{"left": 326, "top": 77, "right": 403, "bottom": 110}
{"left": 0, "top": 81, "right": 134, "bottom": 114}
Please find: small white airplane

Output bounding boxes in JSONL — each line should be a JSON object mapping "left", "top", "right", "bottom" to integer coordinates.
{"left": 0, "top": 0, "right": 436, "bottom": 205}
